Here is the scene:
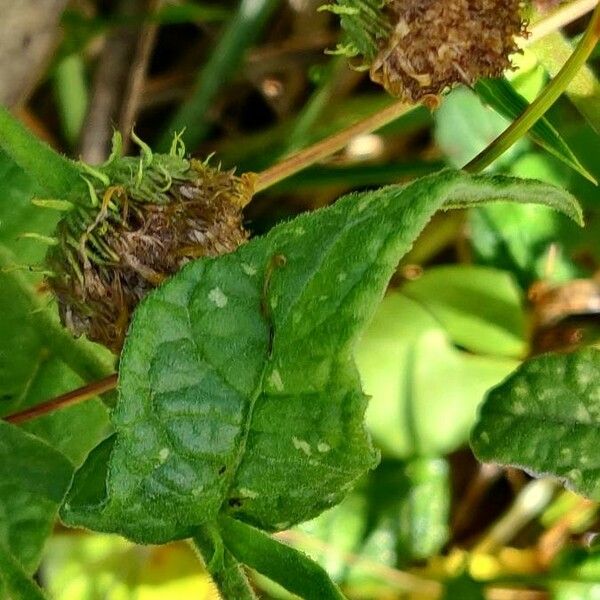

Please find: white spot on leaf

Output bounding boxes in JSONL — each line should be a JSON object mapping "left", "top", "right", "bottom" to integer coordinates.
{"left": 208, "top": 287, "right": 228, "bottom": 308}
{"left": 317, "top": 442, "right": 331, "bottom": 453}
{"left": 292, "top": 437, "right": 312, "bottom": 456}
{"left": 239, "top": 488, "right": 259, "bottom": 499}
{"left": 241, "top": 263, "right": 257, "bottom": 276}
{"left": 512, "top": 401, "right": 525, "bottom": 415}
{"left": 337, "top": 272, "right": 347, "bottom": 282}
{"left": 159, "top": 448, "right": 170, "bottom": 463}
{"left": 269, "top": 369, "right": 284, "bottom": 391}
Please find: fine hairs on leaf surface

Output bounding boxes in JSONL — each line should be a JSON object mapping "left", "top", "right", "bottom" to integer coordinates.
{"left": 60, "top": 169, "right": 582, "bottom": 550}
{"left": 472, "top": 347, "right": 600, "bottom": 500}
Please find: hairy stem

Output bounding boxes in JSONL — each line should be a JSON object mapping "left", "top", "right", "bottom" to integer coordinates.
{"left": 464, "top": 1, "right": 600, "bottom": 173}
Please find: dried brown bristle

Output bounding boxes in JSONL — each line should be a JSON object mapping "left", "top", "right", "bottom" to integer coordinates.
{"left": 370, "top": 0, "right": 528, "bottom": 102}
{"left": 45, "top": 147, "right": 255, "bottom": 353}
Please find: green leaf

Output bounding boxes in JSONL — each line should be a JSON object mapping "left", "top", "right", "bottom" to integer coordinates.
{"left": 474, "top": 78, "right": 596, "bottom": 183}
{"left": 62, "top": 169, "right": 582, "bottom": 544}
{"left": 442, "top": 574, "right": 485, "bottom": 600}
{"left": 550, "top": 547, "right": 600, "bottom": 599}
{"left": 471, "top": 348, "right": 600, "bottom": 500}
{"left": 0, "top": 422, "right": 73, "bottom": 572}
{"left": 0, "top": 543, "right": 48, "bottom": 600}
{"left": 469, "top": 151, "right": 585, "bottom": 289}
{"left": 356, "top": 293, "right": 518, "bottom": 458}
{"left": 402, "top": 265, "right": 527, "bottom": 358}
{"left": 219, "top": 515, "right": 346, "bottom": 600}
{"left": 435, "top": 87, "right": 524, "bottom": 168}
{"left": 0, "top": 106, "right": 85, "bottom": 198}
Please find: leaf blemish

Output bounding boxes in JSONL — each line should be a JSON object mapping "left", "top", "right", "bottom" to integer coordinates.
{"left": 268, "top": 369, "right": 284, "bottom": 391}
{"left": 575, "top": 404, "right": 592, "bottom": 424}
{"left": 158, "top": 447, "right": 170, "bottom": 463}
{"left": 239, "top": 487, "right": 259, "bottom": 499}
{"left": 512, "top": 400, "right": 525, "bottom": 415}
{"left": 208, "top": 287, "right": 228, "bottom": 308}
{"left": 241, "top": 262, "right": 257, "bottom": 276}
{"left": 317, "top": 442, "right": 331, "bottom": 453}
{"left": 337, "top": 272, "right": 347, "bottom": 282}
{"left": 292, "top": 437, "right": 312, "bottom": 456}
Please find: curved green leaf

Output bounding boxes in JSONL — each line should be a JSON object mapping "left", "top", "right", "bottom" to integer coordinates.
{"left": 61, "top": 170, "right": 582, "bottom": 544}
{"left": 0, "top": 422, "right": 73, "bottom": 572}
{"left": 356, "top": 293, "right": 518, "bottom": 458}
{"left": 472, "top": 348, "right": 600, "bottom": 500}
{"left": 0, "top": 543, "right": 48, "bottom": 600}
{"left": 219, "top": 515, "right": 346, "bottom": 600}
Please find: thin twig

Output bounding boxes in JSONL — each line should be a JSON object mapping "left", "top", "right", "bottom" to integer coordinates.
{"left": 4, "top": 374, "right": 118, "bottom": 424}
{"left": 254, "top": 100, "right": 411, "bottom": 194}
{"left": 526, "top": 0, "right": 599, "bottom": 45}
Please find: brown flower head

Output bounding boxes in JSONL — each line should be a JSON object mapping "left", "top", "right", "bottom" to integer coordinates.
{"left": 43, "top": 133, "right": 255, "bottom": 353}
{"left": 370, "top": 0, "right": 528, "bottom": 103}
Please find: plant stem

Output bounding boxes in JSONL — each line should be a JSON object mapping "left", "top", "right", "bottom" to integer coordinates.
{"left": 193, "top": 526, "right": 257, "bottom": 600}
{"left": 464, "top": 1, "right": 600, "bottom": 173}
{"left": 4, "top": 374, "right": 118, "bottom": 424}
{"left": 254, "top": 100, "right": 412, "bottom": 193}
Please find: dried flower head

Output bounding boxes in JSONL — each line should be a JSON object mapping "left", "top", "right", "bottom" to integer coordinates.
{"left": 324, "top": 0, "right": 528, "bottom": 104}
{"left": 42, "top": 133, "right": 255, "bottom": 353}
{"left": 371, "top": 0, "right": 528, "bottom": 103}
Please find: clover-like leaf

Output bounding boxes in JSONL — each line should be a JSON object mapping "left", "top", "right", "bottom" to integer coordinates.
{"left": 62, "top": 170, "right": 582, "bottom": 544}
{"left": 472, "top": 348, "right": 600, "bottom": 499}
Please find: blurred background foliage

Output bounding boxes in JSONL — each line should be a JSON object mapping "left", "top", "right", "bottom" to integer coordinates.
{"left": 1, "top": 0, "right": 600, "bottom": 598}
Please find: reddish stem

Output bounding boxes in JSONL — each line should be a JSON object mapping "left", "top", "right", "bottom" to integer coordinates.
{"left": 4, "top": 373, "right": 118, "bottom": 424}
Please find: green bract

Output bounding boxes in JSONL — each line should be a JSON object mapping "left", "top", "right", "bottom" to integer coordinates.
{"left": 61, "top": 169, "right": 581, "bottom": 544}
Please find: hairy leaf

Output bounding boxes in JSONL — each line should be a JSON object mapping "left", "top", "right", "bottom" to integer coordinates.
{"left": 472, "top": 348, "right": 600, "bottom": 499}
{"left": 62, "top": 170, "right": 582, "bottom": 544}
{"left": 0, "top": 422, "right": 72, "bottom": 572}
